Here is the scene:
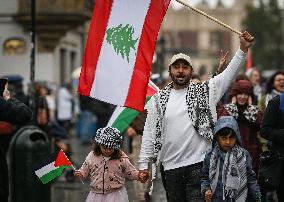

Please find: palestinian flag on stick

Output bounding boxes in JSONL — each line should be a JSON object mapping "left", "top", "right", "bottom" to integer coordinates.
{"left": 78, "top": 0, "right": 170, "bottom": 112}
{"left": 107, "top": 80, "right": 159, "bottom": 133}
{"left": 34, "top": 150, "right": 73, "bottom": 184}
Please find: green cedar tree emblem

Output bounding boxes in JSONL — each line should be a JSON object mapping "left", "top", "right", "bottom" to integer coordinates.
{"left": 106, "top": 24, "right": 138, "bottom": 63}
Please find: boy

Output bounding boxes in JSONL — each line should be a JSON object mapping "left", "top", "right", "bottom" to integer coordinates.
{"left": 201, "top": 116, "right": 261, "bottom": 202}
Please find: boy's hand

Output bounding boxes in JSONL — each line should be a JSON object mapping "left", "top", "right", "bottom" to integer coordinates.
{"left": 204, "top": 189, "right": 212, "bottom": 202}
{"left": 138, "top": 170, "right": 149, "bottom": 183}
{"left": 74, "top": 170, "right": 83, "bottom": 178}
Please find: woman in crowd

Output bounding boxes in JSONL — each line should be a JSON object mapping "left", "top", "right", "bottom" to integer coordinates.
{"left": 259, "top": 71, "right": 284, "bottom": 111}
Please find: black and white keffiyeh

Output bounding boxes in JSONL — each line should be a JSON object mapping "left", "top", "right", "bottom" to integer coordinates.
{"left": 209, "top": 145, "right": 247, "bottom": 201}
{"left": 224, "top": 103, "right": 259, "bottom": 123}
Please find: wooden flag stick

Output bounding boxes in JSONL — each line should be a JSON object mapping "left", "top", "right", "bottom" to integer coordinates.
{"left": 72, "top": 165, "right": 84, "bottom": 184}
{"left": 175, "top": 0, "right": 242, "bottom": 35}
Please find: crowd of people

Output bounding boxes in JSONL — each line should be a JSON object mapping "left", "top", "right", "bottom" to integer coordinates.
{"left": 73, "top": 30, "right": 284, "bottom": 202}
{"left": 1, "top": 29, "right": 283, "bottom": 202}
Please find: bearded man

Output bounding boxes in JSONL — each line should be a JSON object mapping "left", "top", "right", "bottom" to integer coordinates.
{"left": 138, "top": 31, "right": 254, "bottom": 202}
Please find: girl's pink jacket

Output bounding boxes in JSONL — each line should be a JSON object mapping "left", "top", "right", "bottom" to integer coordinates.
{"left": 78, "top": 151, "right": 139, "bottom": 194}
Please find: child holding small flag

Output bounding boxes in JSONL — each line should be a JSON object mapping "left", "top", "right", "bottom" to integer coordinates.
{"left": 74, "top": 126, "right": 147, "bottom": 202}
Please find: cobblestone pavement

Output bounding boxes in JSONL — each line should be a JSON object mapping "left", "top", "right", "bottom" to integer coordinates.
{"left": 51, "top": 133, "right": 167, "bottom": 202}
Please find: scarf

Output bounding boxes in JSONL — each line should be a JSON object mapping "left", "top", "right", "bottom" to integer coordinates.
{"left": 209, "top": 145, "right": 247, "bottom": 202}
{"left": 224, "top": 103, "right": 259, "bottom": 123}
{"left": 265, "top": 89, "right": 281, "bottom": 106}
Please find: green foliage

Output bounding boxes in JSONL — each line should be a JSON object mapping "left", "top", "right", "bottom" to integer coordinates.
{"left": 106, "top": 24, "right": 138, "bottom": 63}
{"left": 243, "top": 0, "right": 283, "bottom": 70}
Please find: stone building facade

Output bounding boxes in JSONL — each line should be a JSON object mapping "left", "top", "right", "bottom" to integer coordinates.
{"left": 0, "top": 0, "right": 93, "bottom": 85}
{"left": 0, "top": 0, "right": 250, "bottom": 84}
{"left": 155, "top": 0, "right": 250, "bottom": 79}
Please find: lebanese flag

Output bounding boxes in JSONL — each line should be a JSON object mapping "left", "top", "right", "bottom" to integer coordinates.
{"left": 34, "top": 150, "right": 72, "bottom": 184}
{"left": 78, "top": 0, "right": 170, "bottom": 112}
{"left": 246, "top": 48, "right": 252, "bottom": 71}
{"left": 107, "top": 80, "right": 159, "bottom": 133}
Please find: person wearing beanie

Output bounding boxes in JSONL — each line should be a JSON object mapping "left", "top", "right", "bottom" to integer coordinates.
{"left": 139, "top": 31, "right": 254, "bottom": 201}
{"left": 218, "top": 80, "right": 262, "bottom": 175}
{"left": 74, "top": 126, "right": 148, "bottom": 202}
{"left": 201, "top": 116, "right": 261, "bottom": 202}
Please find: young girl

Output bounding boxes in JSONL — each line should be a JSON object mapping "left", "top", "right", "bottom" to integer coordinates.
{"left": 74, "top": 126, "right": 147, "bottom": 202}
{"left": 201, "top": 116, "right": 261, "bottom": 202}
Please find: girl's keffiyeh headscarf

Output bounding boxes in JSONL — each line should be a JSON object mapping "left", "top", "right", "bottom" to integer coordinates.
{"left": 94, "top": 126, "right": 122, "bottom": 149}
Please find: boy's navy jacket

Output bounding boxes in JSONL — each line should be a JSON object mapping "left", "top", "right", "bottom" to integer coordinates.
{"left": 201, "top": 116, "right": 261, "bottom": 202}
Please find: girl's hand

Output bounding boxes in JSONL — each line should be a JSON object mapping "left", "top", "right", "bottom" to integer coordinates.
{"left": 138, "top": 170, "right": 149, "bottom": 183}
{"left": 204, "top": 189, "right": 212, "bottom": 202}
{"left": 74, "top": 170, "right": 83, "bottom": 178}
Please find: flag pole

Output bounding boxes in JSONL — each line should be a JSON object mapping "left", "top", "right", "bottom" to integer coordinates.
{"left": 60, "top": 149, "right": 84, "bottom": 184}
{"left": 71, "top": 165, "right": 84, "bottom": 184}
{"left": 175, "top": 0, "right": 242, "bottom": 35}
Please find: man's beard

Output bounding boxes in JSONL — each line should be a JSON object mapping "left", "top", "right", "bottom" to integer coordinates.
{"left": 170, "top": 72, "right": 191, "bottom": 87}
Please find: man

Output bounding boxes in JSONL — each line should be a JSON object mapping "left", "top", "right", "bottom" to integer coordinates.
{"left": 0, "top": 81, "right": 32, "bottom": 202}
{"left": 138, "top": 31, "right": 254, "bottom": 202}
{"left": 57, "top": 83, "right": 73, "bottom": 132}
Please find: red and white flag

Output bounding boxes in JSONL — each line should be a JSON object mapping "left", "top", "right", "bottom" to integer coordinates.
{"left": 78, "top": 0, "right": 170, "bottom": 112}
{"left": 246, "top": 48, "right": 252, "bottom": 72}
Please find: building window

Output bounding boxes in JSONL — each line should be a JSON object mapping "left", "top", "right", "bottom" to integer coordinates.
{"left": 70, "top": 51, "right": 77, "bottom": 72}
{"left": 178, "top": 31, "right": 198, "bottom": 49}
{"left": 60, "top": 48, "right": 67, "bottom": 85}
{"left": 210, "top": 31, "right": 231, "bottom": 52}
{"left": 3, "top": 38, "right": 26, "bottom": 55}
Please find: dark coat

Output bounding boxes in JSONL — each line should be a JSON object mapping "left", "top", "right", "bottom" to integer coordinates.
{"left": 0, "top": 97, "right": 32, "bottom": 125}
{"left": 260, "top": 94, "right": 284, "bottom": 155}
{"left": 0, "top": 97, "right": 32, "bottom": 200}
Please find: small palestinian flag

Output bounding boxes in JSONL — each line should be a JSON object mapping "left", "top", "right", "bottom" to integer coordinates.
{"left": 34, "top": 149, "right": 73, "bottom": 184}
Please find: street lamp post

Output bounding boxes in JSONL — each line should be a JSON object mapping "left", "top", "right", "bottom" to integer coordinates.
{"left": 29, "top": 0, "right": 36, "bottom": 123}
{"left": 30, "top": 0, "right": 36, "bottom": 82}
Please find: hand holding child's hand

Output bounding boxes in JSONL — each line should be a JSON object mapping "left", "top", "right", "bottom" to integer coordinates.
{"left": 138, "top": 170, "right": 149, "bottom": 183}
{"left": 204, "top": 189, "right": 212, "bottom": 202}
{"left": 74, "top": 170, "right": 83, "bottom": 178}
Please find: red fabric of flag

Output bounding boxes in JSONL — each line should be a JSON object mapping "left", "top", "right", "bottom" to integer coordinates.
{"left": 246, "top": 48, "right": 252, "bottom": 71}
{"left": 54, "top": 150, "right": 72, "bottom": 167}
